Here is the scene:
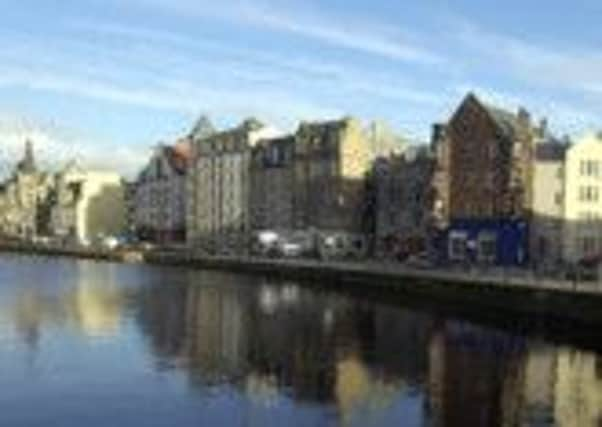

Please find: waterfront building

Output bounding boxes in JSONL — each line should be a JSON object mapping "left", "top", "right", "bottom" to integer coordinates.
{"left": 122, "top": 179, "right": 137, "bottom": 236}
{"left": 135, "top": 139, "right": 191, "bottom": 243}
{"left": 530, "top": 139, "right": 569, "bottom": 268}
{"left": 563, "top": 132, "right": 602, "bottom": 262}
{"left": 292, "top": 118, "right": 373, "bottom": 255}
{"left": 187, "top": 118, "right": 281, "bottom": 254}
{"left": 432, "top": 93, "right": 541, "bottom": 266}
{"left": 372, "top": 145, "right": 436, "bottom": 257}
{"left": 0, "top": 140, "right": 54, "bottom": 240}
{"left": 250, "top": 135, "right": 296, "bottom": 232}
{"left": 50, "top": 161, "right": 126, "bottom": 245}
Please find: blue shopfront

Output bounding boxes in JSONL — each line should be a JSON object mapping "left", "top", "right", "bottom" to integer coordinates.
{"left": 436, "top": 219, "right": 529, "bottom": 267}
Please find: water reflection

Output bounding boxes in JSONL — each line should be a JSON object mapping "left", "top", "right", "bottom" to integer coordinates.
{"left": 2, "top": 256, "right": 602, "bottom": 426}
{"left": 4, "top": 262, "right": 127, "bottom": 349}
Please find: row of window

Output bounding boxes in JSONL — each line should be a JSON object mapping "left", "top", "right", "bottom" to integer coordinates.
{"left": 580, "top": 160, "right": 600, "bottom": 177}
{"left": 579, "top": 186, "right": 600, "bottom": 202}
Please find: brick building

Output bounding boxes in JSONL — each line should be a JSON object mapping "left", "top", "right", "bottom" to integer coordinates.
{"left": 432, "top": 93, "right": 541, "bottom": 265}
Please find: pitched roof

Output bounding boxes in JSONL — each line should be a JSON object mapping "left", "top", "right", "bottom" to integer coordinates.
{"left": 535, "top": 140, "right": 569, "bottom": 161}
{"left": 189, "top": 115, "right": 216, "bottom": 140}
{"left": 462, "top": 93, "right": 527, "bottom": 140}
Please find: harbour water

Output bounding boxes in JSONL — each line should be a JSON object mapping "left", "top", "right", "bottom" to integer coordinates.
{"left": 0, "top": 254, "right": 601, "bottom": 426}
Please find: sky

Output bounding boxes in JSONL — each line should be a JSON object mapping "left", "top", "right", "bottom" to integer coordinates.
{"left": 0, "top": 0, "right": 601, "bottom": 177}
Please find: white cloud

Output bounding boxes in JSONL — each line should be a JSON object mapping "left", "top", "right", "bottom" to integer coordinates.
{"left": 0, "top": 114, "right": 147, "bottom": 179}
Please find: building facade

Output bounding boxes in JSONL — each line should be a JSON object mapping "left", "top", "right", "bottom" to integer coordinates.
{"left": 187, "top": 118, "right": 281, "bottom": 254}
{"left": 563, "top": 132, "right": 602, "bottom": 262}
{"left": 135, "top": 140, "right": 191, "bottom": 243}
{"left": 432, "top": 93, "right": 540, "bottom": 266}
{"left": 50, "top": 162, "right": 126, "bottom": 245}
{"left": 373, "top": 145, "right": 436, "bottom": 257}
{"left": 0, "top": 140, "right": 54, "bottom": 240}
{"left": 530, "top": 140, "right": 568, "bottom": 268}
{"left": 250, "top": 135, "right": 296, "bottom": 232}
{"left": 293, "top": 118, "right": 372, "bottom": 235}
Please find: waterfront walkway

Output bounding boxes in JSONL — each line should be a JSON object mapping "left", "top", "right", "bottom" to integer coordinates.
{"left": 148, "top": 250, "right": 602, "bottom": 297}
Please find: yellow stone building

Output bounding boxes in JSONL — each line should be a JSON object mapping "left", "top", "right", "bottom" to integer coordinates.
{"left": 563, "top": 132, "right": 602, "bottom": 262}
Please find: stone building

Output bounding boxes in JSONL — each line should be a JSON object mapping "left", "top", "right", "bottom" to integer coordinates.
{"left": 530, "top": 139, "right": 568, "bottom": 268}
{"left": 364, "top": 120, "right": 407, "bottom": 158}
{"left": 135, "top": 139, "right": 191, "bottom": 243}
{"left": 122, "top": 179, "right": 137, "bottom": 236}
{"left": 187, "top": 118, "right": 281, "bottom": 254}
{"left": 292, "top": 117, "right": 372, "bottom": 235}
{"left": 0, "top": 140, "right": 54, "bottom": 240}
{"left": 563, "top": 132, "right": 602, "bottom": 262}
{"left": 50, "top": 161, "right": 126, "bottom": 245}
{"left": 431, "top": 93, "right": 541, "bottom": 265}
{"left": 250, "top": 135, "right": 296, "bottom": 232}
{"left": 373, "top": 145, "right": 436, "bottom": 257}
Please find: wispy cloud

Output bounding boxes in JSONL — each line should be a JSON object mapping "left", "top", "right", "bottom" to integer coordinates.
{"left": 123, "top": 0, "right": 443, "bottom": 65}
{"left": 240, "top": 6, "right": 443, "bottom": 65}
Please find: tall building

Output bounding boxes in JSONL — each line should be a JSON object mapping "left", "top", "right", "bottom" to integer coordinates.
{"left": 135, "top": 139, "right": 191, "bottom": 243}
{"left": 432, "top": 93, "right": 540, "bottom": 266}
{"left": 563, "top": 132, "right": 602, "bottom": 262}
{"left": 250, "top": 135, "right": 296, "bottom": 232}
{"left": 187, "top": 118, "right": 281, "bottom": 254}
{"left": 530, "top": 139, "right": 568, "bottom": 268}
{"left": 372, "top": 145, "right": 436, "bottom": 257}
{"left": 292, "top": 117, "right": 372, "bottom": 235}
{"left": 50, "top": 161, "right": 126, "bottom": 245}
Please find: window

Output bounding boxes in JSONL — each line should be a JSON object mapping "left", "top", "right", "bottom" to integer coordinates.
{"left": 478, "top": 232, "right": 497, "bottom": 263}
{"left": 554, "top": 193, "right": 563, "bottom": 206}
{"left": 579, "top": 186, "right": 599, "bottom": 203}
{"left": 449, "top": 231, "right": 468, "bottom": 261}
{"left": 556, "top": 167, "right": 564, "bottom": 179}
{"left": 580, "top": 160, "right": 600, "bottom": 177}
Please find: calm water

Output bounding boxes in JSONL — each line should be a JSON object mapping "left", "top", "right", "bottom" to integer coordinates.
{"left": 0, "top": 255, "right": 601, "bottom": 426}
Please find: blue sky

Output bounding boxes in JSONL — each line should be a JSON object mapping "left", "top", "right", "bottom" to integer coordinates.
{"left": 0, "top": 0, "right": 601, "bottom": 176}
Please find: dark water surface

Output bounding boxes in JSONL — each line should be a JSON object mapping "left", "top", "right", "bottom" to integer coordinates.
{"left": 0, "top": 255, "right": 600, "bottom": 426}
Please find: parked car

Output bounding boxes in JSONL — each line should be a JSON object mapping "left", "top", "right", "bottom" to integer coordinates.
{"left": 278, "top": 241, "right": 304, "bottom": 258}
{"left": 101, "top": 236, "right": 120, "bottom": 250}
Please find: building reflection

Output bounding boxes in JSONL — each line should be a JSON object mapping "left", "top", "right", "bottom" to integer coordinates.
{"left": 136, "top": 273, "right": 433, "bottom": 424}
{"left": 8, "top": 263, "right": 602, "bottom": 426}
{"left": 425, "top": 321, "right": 529, "bottom": 426}
{"left": 3, "top": 265, "right": 127, "bottom": 349}
{"left": 555, "top": 348, "right": 602, "bottom": 427}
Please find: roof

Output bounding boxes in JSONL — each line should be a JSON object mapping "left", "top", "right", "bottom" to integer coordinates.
{"left": 484, "top": 105, "right": 519, "bottom": 138}
{"left": 462, "top": 93, "right": 529, "bottom": 140}
{"left": 189, "top": 115, "right": 216, "bottom": 140}
{"left": 165, "top": 140, "right": 192, "bottom": 174}
{"left": 535, "top": 140, "right": 569, "bottom": 161}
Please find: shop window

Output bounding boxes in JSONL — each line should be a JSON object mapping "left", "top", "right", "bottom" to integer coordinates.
{"left": 449, "top": 231, "right": 467, "bottom": 261}
{"left": 478, "top": 232, "right": 497, "bottom": 263}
